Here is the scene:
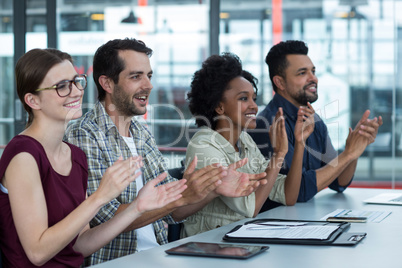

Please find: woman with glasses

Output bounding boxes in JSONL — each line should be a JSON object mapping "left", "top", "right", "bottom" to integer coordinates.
{"left": 0, "top": 48, "right": 187, "bottom": 267}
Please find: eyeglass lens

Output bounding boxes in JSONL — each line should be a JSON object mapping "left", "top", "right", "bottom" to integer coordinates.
{"left": 56, "top": 75, "right": 87, "bottom": 97}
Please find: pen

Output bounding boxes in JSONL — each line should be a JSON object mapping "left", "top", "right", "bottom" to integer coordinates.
{"left": 252, "top": 222, "right": 307, "bottom": 227}
{"left": 246, "top": 226, "right": 289, "bottom": 231}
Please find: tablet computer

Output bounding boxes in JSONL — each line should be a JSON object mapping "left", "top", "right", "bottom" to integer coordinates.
{"left": 165, "top": 242, "right": 269, "bottom": 259}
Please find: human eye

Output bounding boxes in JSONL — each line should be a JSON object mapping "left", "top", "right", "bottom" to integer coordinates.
{"left": 239, "top": 96, "right": 248, "bottom": 101}
{"left": 130, "top": 74, "right": 140, "bottom": 80}
{"left": 56, "top": 81, "right": 69, "bottom": 91}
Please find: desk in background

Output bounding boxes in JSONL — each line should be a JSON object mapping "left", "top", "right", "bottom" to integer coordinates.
{"left": 92, "top": 188, "right": 402, "bottom": 268}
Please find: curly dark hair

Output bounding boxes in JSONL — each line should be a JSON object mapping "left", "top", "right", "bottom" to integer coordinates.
{"left": 187, "top": 52, "right": 258, "bottom": 130}
{"left": 265, "top": 40, "right": 308, "bottom": 92}
{"left": 93, "top": 38, "right": 153, "bottom": 101}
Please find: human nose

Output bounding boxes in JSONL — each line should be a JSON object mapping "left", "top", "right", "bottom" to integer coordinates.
{"left": 250, "top": 97, "right": 258, "bottom": 109}
{"left": 308, "top": 71, "right": 318, "bottom": 83}
{"left": 143, "top": 76, "right": 153, "bottom": 90}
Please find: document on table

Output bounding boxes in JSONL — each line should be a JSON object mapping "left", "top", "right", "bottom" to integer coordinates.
{"left": 226, "top": 222, "right": 339, "bottom": 240}
{"left": 320, "top": 209, "right": 391, "bottom": 223}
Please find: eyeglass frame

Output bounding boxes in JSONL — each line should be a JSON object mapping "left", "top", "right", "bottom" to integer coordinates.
{"left": 35, "top": 74, "right": 88, "bottom": 97}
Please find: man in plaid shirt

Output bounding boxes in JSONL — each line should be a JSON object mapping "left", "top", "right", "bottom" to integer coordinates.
{"left": 65, "top": 38, "right": 265, "bottom": 266}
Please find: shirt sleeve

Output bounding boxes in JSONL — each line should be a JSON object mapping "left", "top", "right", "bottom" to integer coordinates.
{"left": 295, "top": 122, "right": 352, "bottom": 202}
{"left": 185, "top": 136, "right": 255, "bottom": 218}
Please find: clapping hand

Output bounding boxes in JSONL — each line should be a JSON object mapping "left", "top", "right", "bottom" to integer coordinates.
{"left": 178, "top": 156, "right": 225, "bottom": 206}
{"left": 215, "top": 158, "right": 267, "bottom": 197}
{"left": 134, "top": 173, "right": 187, "bottom": 213}
{"left": 294, "top": 102, "right": 315, "bottom": 144}
{"left": 95, "top": 156, "right": 143, "bottom": 204}
{"left": 269, "top": 107, "right": 288, "bottom": 157}
{"left": 354, "top": 110, "right": 383, "bottom": 144}
{"left": 344, "top": 110, "right": 383, "bottom": 160}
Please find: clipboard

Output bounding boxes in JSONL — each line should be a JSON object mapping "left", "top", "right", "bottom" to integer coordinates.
{"left": 222, "top": 218, "right": 366, "bottom": 246}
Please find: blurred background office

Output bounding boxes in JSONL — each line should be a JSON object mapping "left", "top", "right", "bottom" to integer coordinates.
{"left": 0, "top": 0, "right": 401, "bottom": 188}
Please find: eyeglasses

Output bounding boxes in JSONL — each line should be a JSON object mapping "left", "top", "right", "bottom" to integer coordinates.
{"left": 35, "top": 74, "right": 87, "bottom": 97}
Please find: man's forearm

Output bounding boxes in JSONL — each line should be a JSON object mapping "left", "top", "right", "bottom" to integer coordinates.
{"left": 115, "top": 203, "right": 174, "bottom": 232}
{"left": 337, "top": 159, "right": 357, "bottom": 186}
{"left": 315, "top": 151, "right": 355, "bottom": 192}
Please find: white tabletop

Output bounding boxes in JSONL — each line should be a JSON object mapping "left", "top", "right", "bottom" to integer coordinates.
{"left": 92, "top": 188, "right": 402, "bottom": 268}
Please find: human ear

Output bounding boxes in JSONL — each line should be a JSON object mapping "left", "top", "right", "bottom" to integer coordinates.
{"left": 273, "top": 75, "right": 286, "bottom": 91}
{"left": 215, "top": 103, "right": 224, "bottom": 115}
{"left": 99, "top": 75, "right": 113, "bottom": 94}
{"left": 24, "top": 93, "right": 40, "bottom": 110}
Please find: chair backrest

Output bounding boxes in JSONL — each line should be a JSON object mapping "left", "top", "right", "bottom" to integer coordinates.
{"left": 167, "top": 164, "right": 185, "bottom": 242}
{"left": 168, "top": 166, "right": 185, "bottom": 180}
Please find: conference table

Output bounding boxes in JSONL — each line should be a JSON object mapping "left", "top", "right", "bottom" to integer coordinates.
{"left": 93, "top": 188, "right": 402, "bottom": 268}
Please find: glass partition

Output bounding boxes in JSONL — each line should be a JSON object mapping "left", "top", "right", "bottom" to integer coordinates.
{"left": 220, "top": 0, "right": 402, "bottom": 187}
{"left": 0, "top": 0, "right": 14, "bottom": 152}
{"left": 1, "top": 0, "right": 401, "bottom": 188}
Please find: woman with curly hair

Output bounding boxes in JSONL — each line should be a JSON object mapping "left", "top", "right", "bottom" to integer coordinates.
{"left": 181, "top": 52, "right": 315, "bottom": 237}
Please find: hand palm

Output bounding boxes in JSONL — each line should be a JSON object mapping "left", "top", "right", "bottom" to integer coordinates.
{"left": 269, "top": 108, "right": 288, "bottom": 155}
{"left": 136, "top": 184, "right": 169, "bottom": 212}
{"left": 295, "top": 118, "right": 314, "bottom": 142}
{"left": 295, "top": 105, "right": 315, "bottom": 143}
{"left": 215, "top": 162, "right": 262, "bottom": 197}
{"left": 135, "top": 174, "right": 186, "bottom": 213}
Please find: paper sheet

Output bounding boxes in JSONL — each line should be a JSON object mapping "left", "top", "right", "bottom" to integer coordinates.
{"left": 226, "top": 223, "right": 339, "bottom": 240}
{"left": 320, "top": 209, "right": 391, "bottom": 223}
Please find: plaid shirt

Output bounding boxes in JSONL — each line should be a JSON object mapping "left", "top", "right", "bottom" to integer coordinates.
{"left": 64, "top": 101, "right": 177, "bottom": 267}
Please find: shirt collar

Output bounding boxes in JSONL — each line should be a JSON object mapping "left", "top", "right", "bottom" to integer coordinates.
{"left": 93, "top": 101, "right": 142, "bottom": 136}
{"left": 199, "top": 126, "right": 248, "bottom": 156}
{"left": 93, "top": 101, "right": 120, "bottom": 135}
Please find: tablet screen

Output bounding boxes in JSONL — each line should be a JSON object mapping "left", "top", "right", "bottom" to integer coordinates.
{"left": 165, "top": 242, "right": 269, "bottom": 259}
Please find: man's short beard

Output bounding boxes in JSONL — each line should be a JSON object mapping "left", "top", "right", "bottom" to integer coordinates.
{"left": 295, "top": 91, "right": 318, "bottom": 105}
{"left": 111, "top": 84, "right": 145, "bottom": 117}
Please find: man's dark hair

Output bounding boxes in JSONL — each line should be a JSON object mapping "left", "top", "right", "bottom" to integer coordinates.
{"left": 93, "top": 38, "right": 153, "bottom": 101}
{"left": 187, "top": 52, "right": 258, "bottom": 130}
{"left": 265, "top": 40, "right": 308, "bottom": 92}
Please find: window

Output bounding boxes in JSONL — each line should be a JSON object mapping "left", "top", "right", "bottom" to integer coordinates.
{"left": 2, "top": 0, "right": 401, "bottom": 188}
